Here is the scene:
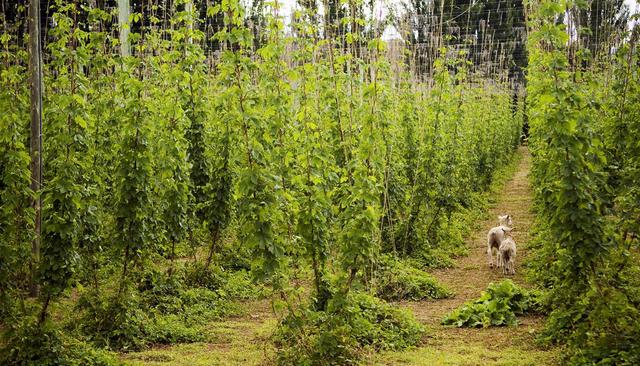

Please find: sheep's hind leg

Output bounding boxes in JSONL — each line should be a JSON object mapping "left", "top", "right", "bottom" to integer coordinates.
{"left": 487, "top": 245, "right": 494, "bottom": 268}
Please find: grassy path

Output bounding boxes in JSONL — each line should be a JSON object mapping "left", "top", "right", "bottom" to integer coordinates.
{"left": 122, "top": 299, "right": 276, "bottom": 365}
{"left": 376, "top": 147, "right": 557, "bottom": 365}
{"left": 123, "top": 147, "right": 557, "bottom": 365}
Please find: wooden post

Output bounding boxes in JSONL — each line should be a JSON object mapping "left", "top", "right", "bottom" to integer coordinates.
{"left": 186, "top": 0, "right": 193, "bottom": 42}
{"left": 118, "top": 0, "right": 130, "bottom": 56}
{"left": 438, "top": 0, "right": 445, "bottom": 50}
{"left": 28, "top": 0, "right": 43, "bottom": 298}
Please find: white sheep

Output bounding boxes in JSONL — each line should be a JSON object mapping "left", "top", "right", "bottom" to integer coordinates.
{"left": 487, "top": 215, "right": 512, "bottom": 268}
{"left": 499, "top": 235, "right": 517, "bottom": 275}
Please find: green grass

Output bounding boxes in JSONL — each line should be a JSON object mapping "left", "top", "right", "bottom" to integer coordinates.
{"left": 122, "top": 342, "right": 264, "bottom": 366}
{"left": 121, "top": 318, "right": 276, "bottom": 365}
{"left": 375, "top": 343, "right": 558, "bottom": 366}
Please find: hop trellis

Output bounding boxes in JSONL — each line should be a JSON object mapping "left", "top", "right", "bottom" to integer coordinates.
{"left": 1, "top": 0, "right": 638, "bottom": 364}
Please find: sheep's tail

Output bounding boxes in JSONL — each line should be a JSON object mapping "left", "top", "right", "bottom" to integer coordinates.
{"left": 502, "top": 249, "right": 511, "bottom": 262}
{"left": 489, "top": 231, "right": 498, "bottom": 246}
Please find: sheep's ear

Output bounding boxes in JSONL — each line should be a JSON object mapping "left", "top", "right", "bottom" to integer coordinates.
{"left": 507, "top": 215, "right": 511, "bottom": 219}
{"left": 503, "top": 227, "right": 513, "bottom": 232}
{"left": 498, "top": 215, "right": 504, "bottom": 220}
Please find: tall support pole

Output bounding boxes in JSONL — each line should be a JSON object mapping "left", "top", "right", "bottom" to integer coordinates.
{"left": 28, "top": 0, "right": 43, "bottom": 298}
{"left": 438, "top": 0, "right": 445, "bottom": 51}
{"left": 186, "top": 0, "right": 193, "bottom": 44}
{"left": 118, "top": 0, "right": 130, "bottom": 56}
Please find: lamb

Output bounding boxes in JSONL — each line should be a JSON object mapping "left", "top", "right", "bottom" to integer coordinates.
{"left": 499, "top": 235, "right": 517, "bottom": 275}
{"left": 487, "top": 215, "right": 512, "bottom": 268}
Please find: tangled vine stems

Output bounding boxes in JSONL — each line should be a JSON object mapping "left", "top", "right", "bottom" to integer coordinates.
{"left": 216, "top": 0, "right": 288, "bottom": 301}
{"left": 605, "top": 26, "right": 640, "bottom": 245}
{"left": 289, "top": 9, "right": 335, "bottom": 310}
{"left": 38, "top": 2, "right": 96, "bottom": 324}
{"left": 145, "top": 17, "right": 192, "bottom": 277}
{"left": 528, "top": 0, "right": 610, "bottom": 291}
{"left": 527, "top": 0, "right": 640, "bottom": 363}
{"left": 0, "top": 28, "right": 33, "bottom": 320}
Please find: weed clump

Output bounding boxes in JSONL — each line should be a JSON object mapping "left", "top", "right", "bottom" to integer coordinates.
{"left": 183, "top": 263, "right": 268, "bottom": 299}
{"left": 274, "top": 292, "right": 424, "bottom": 365}
{"left": 413, "top": 249, "right": 457, "bottom": 269}
{"left": 442, "top": 279, "right": 541, "bottom": 327}
{"left": 375, "top": 256, "right": 452, "bottom": 301}
{"left": 0, "top": 318, "right": 118, "bottom": 366}
{"left": 74, "top": 266, "right": 248, "bottom": 351}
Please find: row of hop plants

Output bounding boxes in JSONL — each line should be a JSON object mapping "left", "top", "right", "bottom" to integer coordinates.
{"left": 0, "top": 0, "right": 522, "bottom": 364}
{"left": 527, "top": 1, "right": 640, "bottom": 364}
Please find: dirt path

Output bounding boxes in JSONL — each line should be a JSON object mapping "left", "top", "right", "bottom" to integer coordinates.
{"left": 411, "top": 146, "right": 535, "bottom": 322}
{"left": 377, "top": 147, "right": 557, "bottom": 365}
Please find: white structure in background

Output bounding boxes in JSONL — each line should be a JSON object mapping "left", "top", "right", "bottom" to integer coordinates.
{"left": 628, "top": 0, "right": 640, "bottom": 28}
{"left": 273, "top": 0, "right": 402, "bottom": 40}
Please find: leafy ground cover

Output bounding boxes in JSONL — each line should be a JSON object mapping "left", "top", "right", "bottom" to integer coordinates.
{"left": 442, "top": 279, "right": 541, "bottom": 328}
